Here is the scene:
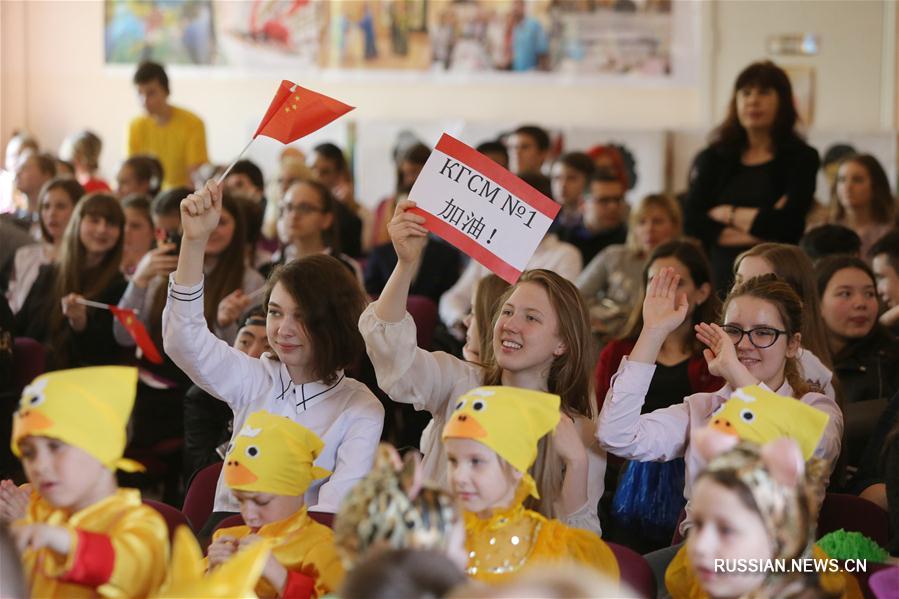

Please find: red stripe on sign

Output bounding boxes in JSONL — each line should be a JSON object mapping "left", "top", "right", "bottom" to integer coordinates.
{"left": 411, "top": 208, "right": 522, "bottom": 284}
{"left": 435, "top": 134, "right": 560, "bottom": 219}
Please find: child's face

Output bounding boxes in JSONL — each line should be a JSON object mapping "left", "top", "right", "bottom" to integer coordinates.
{"left": 233, "top": 490, "right": 304, "bottom": 531}
{"left": 687, "top": 477, "right": 772, "bottom": 598}
{"left": 445, "top": 438, "right": 521, "bottom": 518}
{"left": 266, "top": 282, "right": 315, "bottom": 380}
{"left": 493, "top": 282, "right": 566, "bottom": 377}
{"left": 19, "top": 436, "right": 112, "bottom": 513}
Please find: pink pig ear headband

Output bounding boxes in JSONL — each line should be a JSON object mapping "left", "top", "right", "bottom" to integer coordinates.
{"left": 693, "top": 430, "right": 825, "bottom": 561}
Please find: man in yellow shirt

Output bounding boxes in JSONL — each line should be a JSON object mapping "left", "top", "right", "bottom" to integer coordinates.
{"left": 127, "top": 61, "right": 208, "bottom": 190}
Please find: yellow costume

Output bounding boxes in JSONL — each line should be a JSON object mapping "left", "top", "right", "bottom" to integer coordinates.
{"left": 216, "top": 410, "right": 343, "bottom": 598}
{"left": 442, "top": 387, "right": 620, "bottom": 584}
{"left": 157, "top": 526, "right": 270, "bottom": 598}
{"left": 665, "top": 544, "right": 862, "bottom": 599}
{"left": 21, "top": 489, "right": 169, "bottom": 598}
{"left": 709, "top": 386, "right": 830, "bottom": 459}
{"left": 213, "top": 507, "right": 343, "bottom": 598}
{"left": 127, "top": 106, "right": 208, "bottom": 189}
{"left": 11, "top": 367, "right": 168, "bottom": 597}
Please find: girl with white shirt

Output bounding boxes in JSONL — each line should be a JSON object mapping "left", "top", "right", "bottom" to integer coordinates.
{"left": 163, "top": 181, "right": 384, "bottom": 534}
{"left": 360, "top": 199, "right": 603, "bottom": 535}
{"left": 597, "top": 271, "right": 842, "bottom": 538}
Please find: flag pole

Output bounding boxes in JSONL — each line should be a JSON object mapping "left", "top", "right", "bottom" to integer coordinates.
{"left": 217, "top": 137, "right": 256, "bottom": 185}
{"left": 74, "top": 297, "right": 139, "bottom": 315}
{"left": 75, "top": 298, "right": 112, "bottom": 310}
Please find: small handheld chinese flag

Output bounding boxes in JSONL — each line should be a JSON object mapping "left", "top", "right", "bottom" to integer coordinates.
{"left": 110, "top": 306, "right": 164, "bottom": 365}
{"left": 253, "top": 80, "right": 354, "bottom": 144}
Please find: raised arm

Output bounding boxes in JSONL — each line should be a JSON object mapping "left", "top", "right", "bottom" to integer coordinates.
{"left": 373, "top": 199, "right": 428, "bottom": 323}
{"left": 163, "top": 181, "right": 268, "bottom": 406}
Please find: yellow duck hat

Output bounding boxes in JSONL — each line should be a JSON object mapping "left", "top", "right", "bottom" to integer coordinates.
{"left": 225, "top": 410, "right": 331, "bottom": 496}
{"left": 708, "top": 385, "right": 830, "bottom": 461}
{"left": 11, "top": 366, "right": 144, "bottom": 472}
{"left": 442, "top": 386, "right": 561, "bottom": 498}
{"left": 155, "top": 526, "right": 270, "bottom": 598}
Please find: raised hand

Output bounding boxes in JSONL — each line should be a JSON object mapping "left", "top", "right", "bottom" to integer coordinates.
{"left": 695, "top": 322, "right": 755, "bottom": 388}
{"left": 217, "top": 289, "right": 251, "bottom": 329}
{"left": 132, "top": 243, "right": 179, "bottom": 289}
{"left": 387, "top": 199, "right": 428, "bottom": 265}
{"left": 642, "top": 267, "right": 689, "bottom": 336}
{"left": 180, "top": 180, "right": 223, "bottom": 242}
{"left": 0, "top": 480, "right": 30, "bottom": 524}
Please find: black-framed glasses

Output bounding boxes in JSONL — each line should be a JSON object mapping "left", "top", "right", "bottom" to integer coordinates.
{"left": 720, "top": 324, "right": 787, "bottom": 349}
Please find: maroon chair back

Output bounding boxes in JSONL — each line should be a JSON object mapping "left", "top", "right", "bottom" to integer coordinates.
{"left": 12, "top": 338, "right": 46, "bottom": 394}
{"left": 213, "top": 513, "right": 245, "bottom": 533}
{"left": 181, "top": 462, "right": 223, "bottom": 533}
{"left": 143, "top": 498, "right": 192, "bottom": 542}
{"left": 671, "top": 508, "right": 688, "bottom": 545}
{"left": 607, "top": 541, "right": 657, "bottom": 599}
{"left": 816, "top": 493, "right": 890, "bottom": 547}
{"left": 406, "top": 295, "right": 438, "bottom": 350}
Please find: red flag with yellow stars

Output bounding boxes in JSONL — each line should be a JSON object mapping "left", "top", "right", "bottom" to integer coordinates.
{"left": 110, "top": 306, "right": 164, "bottom": 364}
{"left": 253, "top": 80, "right": 354, "bottom": 144}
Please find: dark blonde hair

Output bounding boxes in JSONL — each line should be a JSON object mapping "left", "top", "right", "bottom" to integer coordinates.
{"left": 625, "top": 193, "right": 683, "bottom": 254}
{"left": 484, "top": 270, "right": 593, "bottom": 418}
{"left": 483, "top": 269, "right": 594, "bottom": 518}
{"left": 735, "top": 243, "right": 833, "bottom": 369}
{"left": 471, "top": 274, "right": 510, "bottom": 366}
{"left": 722, "top": 274, "right": 811, "bottom": 397}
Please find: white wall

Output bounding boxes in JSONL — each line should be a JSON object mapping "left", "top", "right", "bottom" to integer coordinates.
{"left": 1, "top": 0, "right": 895, "bottom": 205}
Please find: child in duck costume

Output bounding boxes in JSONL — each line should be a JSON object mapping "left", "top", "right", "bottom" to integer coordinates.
{"left": 10, "top": 366, "right": 169, "bottom": 598}
{"left": 207, "top": 410, "right": 343, "bottom": 598}
{"left": 441, "top": 386, "right": 619, "bottom": 585}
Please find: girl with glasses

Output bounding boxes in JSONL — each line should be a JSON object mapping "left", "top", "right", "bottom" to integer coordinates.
{"left": 259, "top": 180, "right": 361, "bottom": 284}
{"left": 597, "top": 272, "right": 842, "bottom": 554}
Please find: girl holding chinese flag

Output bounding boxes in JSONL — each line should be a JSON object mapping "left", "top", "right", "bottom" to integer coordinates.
{"left": 163, "top": 181, "right": 383, "bottom": 535}
{"left": 359, "top": 199, "right": 604, "bottom": 536}
{"left": 15, "top": 193, "right": 127, "bottom": 370}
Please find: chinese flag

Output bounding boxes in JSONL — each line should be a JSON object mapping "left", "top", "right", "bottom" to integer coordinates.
{"left": 253, "top": 80, "right": 354, "bottom": 144}
{"left": 110, "top": 306, "right": 164, "bottom": 365}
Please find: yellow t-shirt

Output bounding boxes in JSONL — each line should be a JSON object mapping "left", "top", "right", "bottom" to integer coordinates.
{"left": 21, "top": 488, "right": 169, "bottom": 598}
{"left": 127, "top": 105, "right": 208, "bottom": 189}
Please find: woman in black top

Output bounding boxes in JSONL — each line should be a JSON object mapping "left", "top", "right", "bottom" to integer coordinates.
{"left": 15, "top": 193, "right": 127, "bottom": 370}
{"left": 684, "top": 60, "right": 820, "bottom": 292}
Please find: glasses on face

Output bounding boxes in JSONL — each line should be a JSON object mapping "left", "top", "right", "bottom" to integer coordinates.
{"left": 282, "top": 202, "right": 324, "bottom": 216}
{"left": 720, "top": 324, "right": 787, "bottom": 349}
